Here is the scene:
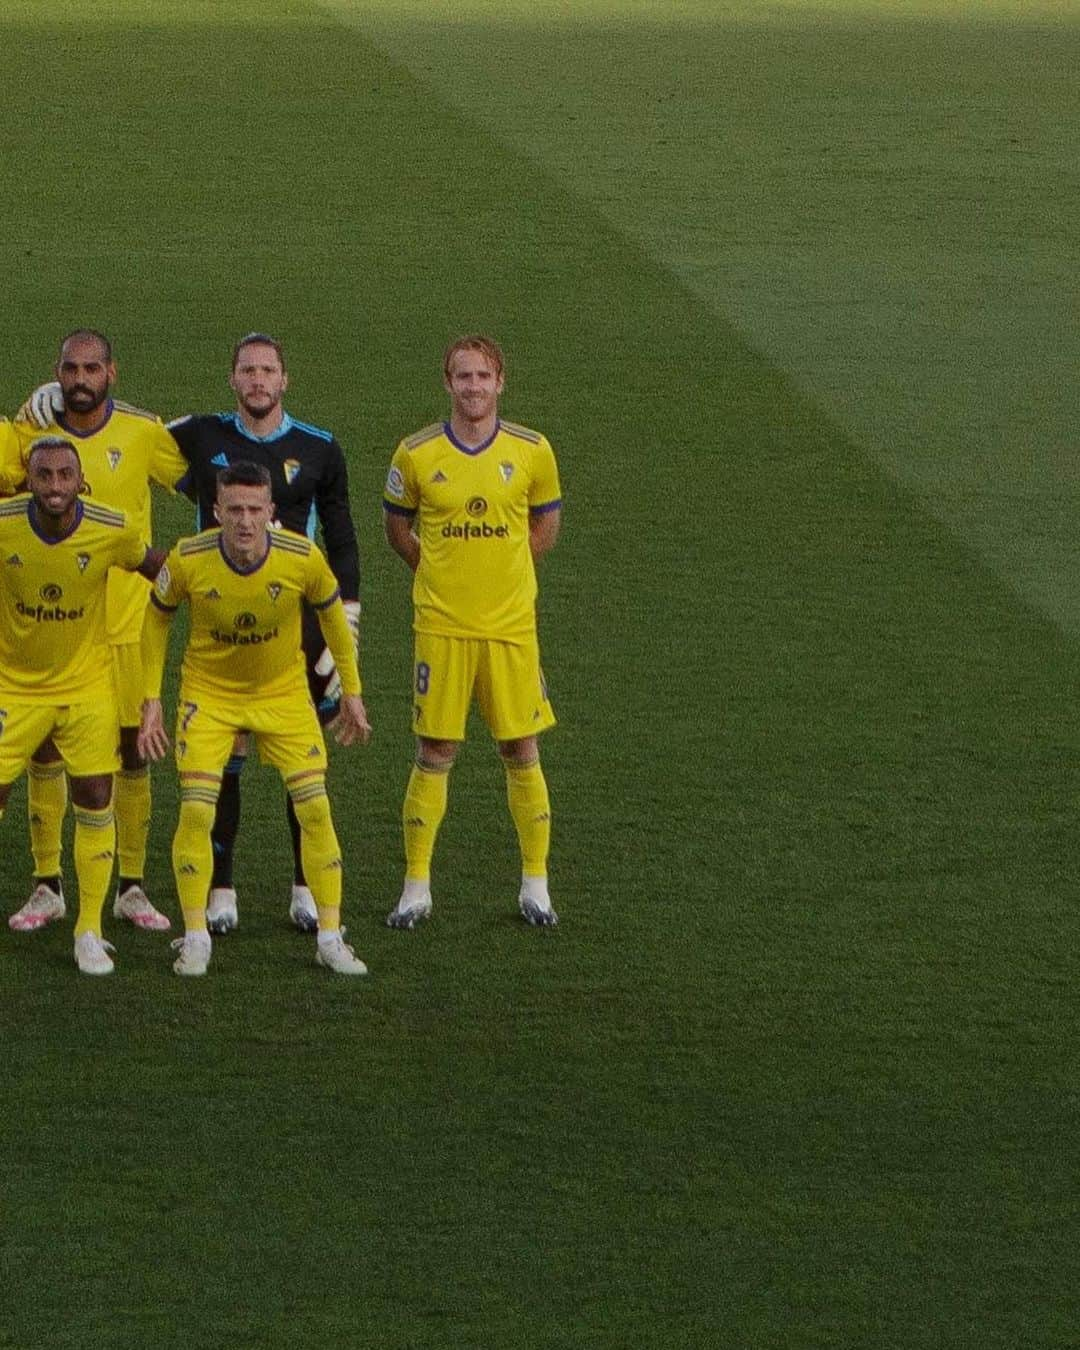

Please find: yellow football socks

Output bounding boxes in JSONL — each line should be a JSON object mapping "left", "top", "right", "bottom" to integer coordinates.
{"left": 115, "top": 765, "right": 151, "bottom": 881}
{"left": 403, "top": 761, "right": 450, "bottom": 882}
{"left": 28, "top": 759, "right": 67, "bottom": 879}
{"left": 290, "top": 783, "right": 342, "bottom": 930}
{"left": 72, "top": 804, "right": 115, "bottom": 937}
{"left": 172, "top": 791, "right": 217, "bottom": 931}
{"left": 504, "top": 759, "right": 551, "bottom": 877}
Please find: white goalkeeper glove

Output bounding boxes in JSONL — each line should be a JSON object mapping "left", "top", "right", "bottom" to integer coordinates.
{"left": 17, "top": 381, "right": 65, "bottom": 429}
{"left": 314, "top": 599, "right": 361, "bottom": 704}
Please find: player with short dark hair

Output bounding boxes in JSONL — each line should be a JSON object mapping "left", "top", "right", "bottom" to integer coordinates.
{"left": 383, "top": 336, "right": 562, "bottom": 928}
{"left": 166, "top": 334, "right": 362, "bottom": 934}
{"left": 4, "top": 331, "right": 189, "bottom": 935}
{"left": 138, "top": 461, "right": 371, "bottom": 977}
{"left": 0, "top": 438, "right": 165, "bottom": 973}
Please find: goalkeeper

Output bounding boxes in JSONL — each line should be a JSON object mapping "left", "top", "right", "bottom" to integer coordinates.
{"left": 23, "top": 332, "right": 362, "bottom": 936}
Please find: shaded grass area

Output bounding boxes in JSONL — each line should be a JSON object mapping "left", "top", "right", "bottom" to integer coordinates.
{"left": 0, "top": 4, "right": 1078, "bottom": 1348}
{"left": 356, "top": 3, "right": 1080, "bottom": 634}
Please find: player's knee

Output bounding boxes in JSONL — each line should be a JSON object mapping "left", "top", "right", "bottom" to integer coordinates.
{"left": 417, "top": 738, "right": 458, "bottom": 771}
{"left": 70, "top": 774, "right": 114, "bottom": 811}
{"left": 290, "top": 789, "right": 332, "bottom": 833}
{"left": 177, "top": 796, "right": 217, "bottom": 835}
{"left": 498, "top": 736, "right": 539, "bottom": 769}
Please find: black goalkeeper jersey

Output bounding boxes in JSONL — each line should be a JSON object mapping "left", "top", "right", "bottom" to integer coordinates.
{"left": 168, "top": 410, "right": 360, "bottom": 601}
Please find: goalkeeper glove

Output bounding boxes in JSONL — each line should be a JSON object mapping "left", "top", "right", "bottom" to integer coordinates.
{"left": 17, "top": 381, "right": 65, "bottom": 429}
{"left": 314, "top": 599, "right": 361, "bottom": 704}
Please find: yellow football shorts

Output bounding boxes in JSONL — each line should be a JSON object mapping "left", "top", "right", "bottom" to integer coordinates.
{"left": 174, "top": 689, "right": 328, "bottom": 780}
{"left": 111, "top": 640, "right": 145, "bottom": 727}
{"left": 411, "top": 632, "right": 556, "bottom": 742}
{"left": 0, "top": 698, "right": 120, "bottom": 783}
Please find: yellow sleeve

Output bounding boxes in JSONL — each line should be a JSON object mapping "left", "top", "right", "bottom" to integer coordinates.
{"left": 142, "top": 547, "right": 184, "bottom": 697}
{"left": 383, "top": 441, "right": 418, "bottom": 513}
{"left": 0, "top": 421, "right": 25, "bottom": 496}
{"left": 307, "top": 551, "right": 361, "bottom": 696}
{"left": 528, "top": 435, "right": 562, "bottom": 510}
{"left": 148, "top": 421, "right": 190, "bottom": 493}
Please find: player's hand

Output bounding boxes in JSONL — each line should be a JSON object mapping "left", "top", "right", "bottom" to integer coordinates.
{"left": 330, "top": 694, "right": 372, "bottom": 747}
{"left": 17, "top": 381, "right": 64, "bottom": 429}
{"left": 137, "top": 699, "right": 171, "bottom": 762}
{"left": 315, "top": 600, "right": 361, "bottom": 703}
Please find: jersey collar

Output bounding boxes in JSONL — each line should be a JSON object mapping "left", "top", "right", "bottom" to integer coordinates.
{"left": 217, "top": 531, "right": 272, "bottom": 576}
{"left": 57, "top": 400, "right": 114, "bottom": 439}
{"left": 443, "top": 418, "right": 501, "bottom": 456}
{"left": 228, "top": 411, "right": 295, "bottom": 445}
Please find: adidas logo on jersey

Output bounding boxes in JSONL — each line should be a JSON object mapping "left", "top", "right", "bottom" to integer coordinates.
{"left": 5, "top": 554, "right": 22, "bottom": 566}
{"left": 211, "top": 453, "right": 229, "bottom": 468}
{"left": 431, "top": 470, "right": 448, "bottom": 483}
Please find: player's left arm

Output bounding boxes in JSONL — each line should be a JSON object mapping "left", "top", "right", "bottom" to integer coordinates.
{"left": 529, "top": 505, "right": 561, "bottom": 560}
{"left": 315, "top": 438, "right": 361, "bottom": 601}
{"left": 0, "top": 421, "right": 25, "bottom": 496}
{"left": 135, "top": 546, "right": 167, "bottom": 582}
{"left": 528, "top": 436, "right": 563, "bottom": 562}
{"left": 137, "top": 552, "right": 184, "bottom": 760}
{"left": 313, "top": 592, "right": 372, "bottom": 745}
{"left": 137, "top": 600, "right": 175, "bottom": 761}
{"left": 148, "top": 422, "right": 193, "bottom": 496}
{"left": 311, "top": 439, "right": 362, "bottom": 699}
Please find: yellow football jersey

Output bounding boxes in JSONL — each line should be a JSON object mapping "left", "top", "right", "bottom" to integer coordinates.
{"left": 0, "top": 420, "right": 23, "bottom": 494}
{"left": 151, "top": 527, "right": 352, "bottom": 701}
{"left": 0, "top": 495, "right": 147, "bottom": 701}
{"left": 383, "top": 419, "right": 561, "bottom": 640}
{"left": 10, "top": 402, "right": 188, "bottom": 643}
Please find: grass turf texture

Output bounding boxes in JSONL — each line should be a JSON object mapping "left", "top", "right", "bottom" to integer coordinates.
{"left": 1, "top": 2, "right": 1078, "bottom": 1347}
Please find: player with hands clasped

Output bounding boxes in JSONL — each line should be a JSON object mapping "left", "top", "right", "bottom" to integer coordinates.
{"left": 139, "top": 460, "right": 371, "bottom": 977}
{"left": 0, "top": 439, "right": 166, "bottom": 974}
{"left": 383, "top": 336, "right": 562, "bottom": 930}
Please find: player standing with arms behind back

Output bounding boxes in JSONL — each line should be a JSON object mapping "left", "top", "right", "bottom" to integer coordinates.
{"left": 382, "top": 336, "right": 562, "bottom": 929}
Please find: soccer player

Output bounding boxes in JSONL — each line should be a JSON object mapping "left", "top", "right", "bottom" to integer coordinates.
{"left": 138, "top": 461, "right": 371, "bottom": 977}
{"left": 21, "top": 332, "right": 362, "bottom": 934}
{"left": 382, "top": 336, "right": 562, "bottom": 929}
{"left": 0, "top": 438, "right": 164, "bottom": 974}
{"left": 5, "top": 330, "right": 188, "bottom": 934}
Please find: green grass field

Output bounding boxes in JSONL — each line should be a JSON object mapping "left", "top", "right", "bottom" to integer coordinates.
{"left": 2, "top": 3, "right": 1079, "bottom": 1347}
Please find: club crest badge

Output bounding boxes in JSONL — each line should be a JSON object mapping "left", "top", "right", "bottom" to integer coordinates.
{"left": 267, "top": 583, "right": 282, "bottom": 602}
{"left": 284, "top": 459, "right": 301, "bottom": 485}
{"left": 107, "top": 449, "right": 122, "bottom": 471}
{"left": 499, "top": 461, "right": 514, "bottom": 483}
{"left": 76, "top": 553, "right": 91, "bottom": 573}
